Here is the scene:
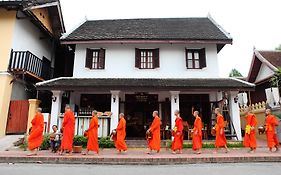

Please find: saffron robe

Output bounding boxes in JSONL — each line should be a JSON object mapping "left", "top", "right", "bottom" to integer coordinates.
{"left": 148, "top": 116, "right": 161, "bottom": 151}
{"left": 192, "top": 116, "right": 203, "bottom": 150}
{"left": 243, "top": 113, "right": 257, "bottom": 149}
{"left": 28, "top": 113, "right": 44, "bottom": 150}
{"left": 215, "top": 114, "right": 227, "bottom": 147}
{"left": 115, "top": 117, "right": 128, "bottom": 151}
{"left": 265, "top": 114, "right": 280, "bottom": 148}
{"left": 61, "top": 111, "right": 75, "bottom": 151}
{"left": 172, "top": 116, "right": 184, "bottom": 151}
{"left": 87, "top": 115, "right": 99, "bottom": 153}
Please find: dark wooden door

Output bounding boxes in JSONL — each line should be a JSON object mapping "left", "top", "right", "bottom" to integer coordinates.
{"left": 6, "top": 100, "right": 29, "bottom": 134}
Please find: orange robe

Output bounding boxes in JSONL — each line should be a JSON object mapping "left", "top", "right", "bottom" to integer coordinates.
{"left": 87, "top": 115, "right": 99, "bottom": 153}
{"left": 265, "top": 114, "right": 279, "bottom": 148}
{"left": 148, "top": 116, "right": 161, "bottom": 151}
{"left": 172, "top": 116, "right": 184, "bottom": 151}
{"left": 61, "top": 111, "right": 75, "bottom": 151}
{"left": 215, "top": 114, "right": 227, "bottom": 147}
{"left": 28, "top": 113, "right": 44, "bottom": 150}
{"left": 192, "top": 116, "right": 202, "bottom": 150}
{"left": 115, "top": 117, "right": 128, "bottom": 151}
{"left": 243, "top": 113, "right": 257, "bottom": 149}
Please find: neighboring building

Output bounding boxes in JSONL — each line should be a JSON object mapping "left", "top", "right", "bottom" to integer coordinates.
{"left": 0, "top": 0, "right": 71, "bottom": 137}
{"left": 37, "top": 17, "right": 255, "bottom": 140}
{"left": 246, "top": 49, "right": 281, "bottom": 104}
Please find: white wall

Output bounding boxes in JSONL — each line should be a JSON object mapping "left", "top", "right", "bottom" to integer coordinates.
{"left": 255, "top": 63, "right": 275, "bottom": 83}
{"left": 11, "top": 17, "right": 53, "bottom": 61}
{"left": 73, "top": 43, "right": 220, "bottom": 78}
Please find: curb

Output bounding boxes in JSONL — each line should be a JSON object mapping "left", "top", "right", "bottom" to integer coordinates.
{"left": 1, "top": 156, "right": 281, "bottom": 165}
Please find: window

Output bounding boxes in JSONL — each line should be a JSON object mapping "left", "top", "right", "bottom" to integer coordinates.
{"left": 135, "top": 48, "right": 159, "bottom": 69}
{"left": 185, "top": 48, "right": 206, "bottom": 69}
{"left": 85, "top": 48, "right": 105, "bottom": 69}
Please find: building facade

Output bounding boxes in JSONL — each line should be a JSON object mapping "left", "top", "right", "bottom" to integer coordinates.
{"left": 37, "top": 17, "right": 255, "bottom": 140}
{"left": 0, "top": 0, "right": 69, "bottom": 136}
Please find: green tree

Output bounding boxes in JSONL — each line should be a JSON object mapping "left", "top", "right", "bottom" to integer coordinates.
{"left": 275, "top": 44, "right": 281, "bottom": 51}
{"left": 270, "top": 67, "right": 281, "bottom": 87}
{"left": 229, "top": 68, "right": 243, "bottom": 77}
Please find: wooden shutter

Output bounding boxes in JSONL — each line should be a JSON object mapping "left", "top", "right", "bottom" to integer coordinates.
{"left": 85, "top": 48, "right": 93, "bottom": 69}
{"left": 199, "top": 48, "right": 206, "bottom": 68}
{"left": 99, "top": 48, "right": 105, "bottom": 69}
{"left": 135, "top": 48, "right": 141, "bottom": 68}
{"left": 185, "top": 49, "right": 189, "bottom": 68}
{"left": 153, "top": 48, "right": 160, "bottom": 68}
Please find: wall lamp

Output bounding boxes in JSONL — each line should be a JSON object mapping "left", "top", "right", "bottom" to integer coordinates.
{"left": 52, "top": 96, "right": 57, "bottom": 102}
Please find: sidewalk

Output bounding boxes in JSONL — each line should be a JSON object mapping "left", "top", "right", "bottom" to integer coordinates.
{"left": 0, "top": 147, "right": 280, "bottom": 165}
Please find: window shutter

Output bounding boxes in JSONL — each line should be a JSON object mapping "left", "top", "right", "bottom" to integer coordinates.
{"left": 85, "top": 48, "right": 93, "bottom": 69}
{"left": 153, "top": 48, "right": 160, "bottom": 68}
{"left": 99, "top": 48, "right": 105, "bottom": 69}
{"left": 199, "top": 48, "right": 206, "bottom": 68}
{"left": 135, "top": 48, "right": 141, "bottom": 68}
{"left": 185, "top": 49, "right": 189, "bottom": 68}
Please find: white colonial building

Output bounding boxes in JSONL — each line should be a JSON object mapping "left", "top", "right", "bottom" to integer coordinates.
{"left": 37, "top": 16, "right": 254, "bottom": 140}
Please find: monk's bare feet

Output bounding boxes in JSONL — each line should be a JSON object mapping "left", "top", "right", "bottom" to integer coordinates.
{"left": 195, "top": 151, "right": 201, "bottom": 154}
{"left": 82, "top": 152, "right": 88, "bottom": 155}
{"left": 225, "top": 149, "right": 229, "bottom": 153}
{"left": 172, "top": 151, "right": 176, "bottom": 154}
{"left": 275, "top": 147, "right": 279, "bottom": 152}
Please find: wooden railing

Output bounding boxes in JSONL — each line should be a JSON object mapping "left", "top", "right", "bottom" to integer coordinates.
{"left": 8, "top": 49, "right": 53, "bottom": 80}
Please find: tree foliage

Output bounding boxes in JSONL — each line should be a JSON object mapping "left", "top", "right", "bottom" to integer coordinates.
{"left": 270, "top": 67, "right": 281, "bottom": 87}
{"left": 229, "top": 68, "right": 243, "bottom": 77}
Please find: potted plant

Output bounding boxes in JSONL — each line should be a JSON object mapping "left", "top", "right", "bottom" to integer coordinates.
{"left": 73, "top": 135, "right": 86, "bottom": 153}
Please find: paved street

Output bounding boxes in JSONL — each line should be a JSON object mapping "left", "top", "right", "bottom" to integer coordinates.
{"left": 0, "top": 163, "right": 281, "bottom": 175}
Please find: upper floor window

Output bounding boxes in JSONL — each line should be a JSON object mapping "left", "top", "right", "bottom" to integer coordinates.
{"left": 135, "top": 48, "right": 159, "bottom": 69}
{"left": 185, "top": 48, "right": 206, "bottom": 69}
{"left": 85, "top": 48, "right": 105, "bottom": 69}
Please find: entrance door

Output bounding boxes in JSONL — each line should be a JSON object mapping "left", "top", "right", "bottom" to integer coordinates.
{"left": 125, "top": 94, "right": 159, "bottom": 139}
{"left": 6, "top": 100, "right": 29, "bottom": 134}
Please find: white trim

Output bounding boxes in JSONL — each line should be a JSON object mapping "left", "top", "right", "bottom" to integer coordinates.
{"left": 254, "top": 50, "right": 278, "bottom": 71}
{"left": 229, "top": 77, "right": 255, "bottom": 87}
{"left": 24, "top": 2, "right": 59, "bottom": 10}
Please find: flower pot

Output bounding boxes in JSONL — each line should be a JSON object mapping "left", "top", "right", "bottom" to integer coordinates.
{"left": 73, "top": 145, "right": 83, "bottom": 153}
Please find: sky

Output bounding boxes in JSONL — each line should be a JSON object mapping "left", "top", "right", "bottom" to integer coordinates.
{"left": 60, "top": 0, "right": 281, "bottom": 77}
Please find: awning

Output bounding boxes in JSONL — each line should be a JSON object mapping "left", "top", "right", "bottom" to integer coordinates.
{"left": 36, "top": 77, "right": 255, "bottom": 92}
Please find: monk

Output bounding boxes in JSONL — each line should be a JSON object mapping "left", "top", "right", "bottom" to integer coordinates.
{"left": 265, "top": 108, "right": 279, "bottom": 152}
{"left": 115, "top": 113, "right": 128, "bottom": 153}
{"left": 27, "top": 108, "right": 44, "bottom": 156}
{"left": 243, "top": 107, "right": 257, "bottom": 153}
{"left": 60, "top": 105, "right": 75, "bottom": 155}
{"left": 192, "top": 111, "right": 203, "bottom": 154}
{"left": 147, "top": 111, "right": 161, "bottom": 154}
{"left": 171, "top": 110, "right": 184, "bottom": 154}
{"left": 83, "top": 110, "right": 99, "bottom": 155}
{"left": 214, "top": 108, "right": 229, "bottom": 153}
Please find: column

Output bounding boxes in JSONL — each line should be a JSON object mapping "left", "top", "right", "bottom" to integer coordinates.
{"left": 50, "top": 90, "right": 63, "bottom": 129}
{"left": 110, "top": 90, "right": 120, "bottom": 131}
{"left": 229, "top": 91, "right": 242, "bottom": 141}
{"left": 170, "top": 91, "right": 180, "bottom": 128}
{"left": 26, "top": 99, "right": 41, "bottom": 133}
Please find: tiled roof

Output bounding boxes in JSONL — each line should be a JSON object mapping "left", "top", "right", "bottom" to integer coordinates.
{"left": 259, "top": 51, "right": 281, "bottom": 68}
{"left": 61, "top": 18, "right": 232, "bottom": 42}
{"left": 36, "top": 78, "right": 254, "bottom": 91}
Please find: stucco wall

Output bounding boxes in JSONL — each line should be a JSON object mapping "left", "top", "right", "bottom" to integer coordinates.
{"left": 11, "top": 12, "right": 53, "bottom": 61}
{"left": 73, "top": 43, "right": 220, "bottom": 78}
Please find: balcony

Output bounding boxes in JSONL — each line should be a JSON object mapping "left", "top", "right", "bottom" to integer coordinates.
{"left": 8, "top": 50, "right": 53, "bottom": 81}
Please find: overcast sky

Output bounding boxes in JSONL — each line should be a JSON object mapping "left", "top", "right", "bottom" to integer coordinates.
{"left": 60, "top": 0, "right": 281, "bottom": 77}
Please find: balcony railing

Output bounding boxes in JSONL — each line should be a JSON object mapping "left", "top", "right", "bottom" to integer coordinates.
{"left": 8, "top": 50, "right": 53, "bottom": 80}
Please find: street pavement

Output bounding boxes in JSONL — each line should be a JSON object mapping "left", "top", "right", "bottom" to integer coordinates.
{"left": 0, "top": 162, "right": 280, "bottom": 175}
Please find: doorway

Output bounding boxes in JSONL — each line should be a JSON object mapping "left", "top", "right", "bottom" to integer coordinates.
{"left": 125, "top": 94, "right": 159, "bottom": 139}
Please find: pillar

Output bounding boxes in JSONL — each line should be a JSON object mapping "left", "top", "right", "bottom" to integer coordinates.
{"left": 50, "top": 90, "right": 62, "bottom": 129}
{"left": 0, "top": 73, "right": 13, "bottom": 137}
{"left": 110, "top": 90, "right": 120, "bottom": 131}
{"left": 26, "top": 99, "right": 41, "bottom": 133}
{"left": 170, "top": 91, "right": 180, "bottom": 128}
{"left": 229, "top": 91, "right": 242, "bottom": 141}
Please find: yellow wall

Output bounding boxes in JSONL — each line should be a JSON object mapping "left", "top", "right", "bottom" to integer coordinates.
{"left": 0, "top": 9, "right": 16, "bottom": 71}
{"left": 32, "top": 8, "right": 53, "bottom": 34}
{"left": 0, "top": 9, "right": 16, "bottom": 137}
